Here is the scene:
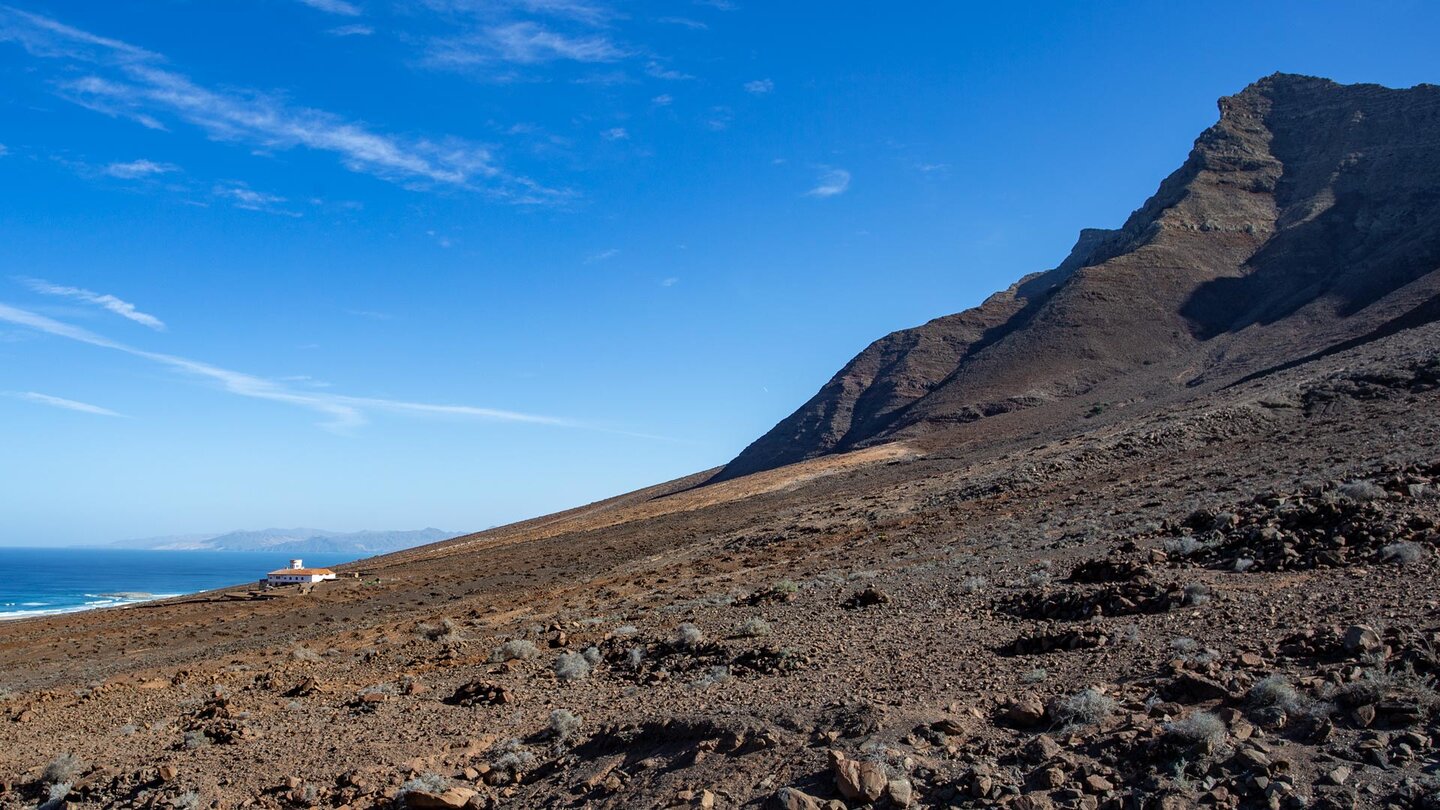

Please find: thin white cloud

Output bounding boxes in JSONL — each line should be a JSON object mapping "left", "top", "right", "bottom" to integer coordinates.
{"left": 102, "top": 158, "right": 177, "bottom": 179}
{"left": 651, "top": 93, "right": 673, "bottom": 106}
{"left": 584, "top": 248, "right": 619, "bottom": 264}
{"left": 430, "top": 21, "right": 626, "bottom": 67}
{"left": 423, "top": 0, "right": 613, "bottom": 26}
{"left": 19, "top": 277, "right": 166, "bottom": 330}
{"left": 327, "top": 24, "right": 374, "bottom": 36}
{"left": 295, "top": 0, "right": 362, "bottom": 15}
{"left": 213, "top": 182, "right": 297, "bottom": 216}
{"left": 0, "top": 8, "right": 560, "bottom": 201}
{"left": 601, "top": 127, "right": 628, "bottom": 141}
{"left": 660, "top": 277, "right": 678, "bottom": 287}
{"left": 644, "top": 60, "right": 693, "bottom": 80}
{"left": 513, "top": 0, "right": 612, "bottom": 25}
{"left": 806, "top": 167, "right": 850, "bottom": 197}
{"left": 0, "top": 143, "right": 8, "bottom": 156}
{"left": 0, "top": 302, "right": 569, "bottom": 432}
{"left": 656, "top": 16, "right": 707, "bottom": 29}
{"left": 9, "top": 391, "right": 124, "bottom": 417}
{"left": 705, "top": 105, "right": 732, "bottom": 131}
{"left": 743, "top": 78, "right": 773, "bottom": 95}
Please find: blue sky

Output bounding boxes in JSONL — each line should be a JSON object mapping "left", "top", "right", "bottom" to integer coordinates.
{"left": 1, "top": 1, "right": 1436, "bottom": 545}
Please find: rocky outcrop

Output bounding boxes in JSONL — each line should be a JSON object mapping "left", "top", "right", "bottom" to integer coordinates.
{"left": 717, "top": 74, "right": 1440, "bottom": 481}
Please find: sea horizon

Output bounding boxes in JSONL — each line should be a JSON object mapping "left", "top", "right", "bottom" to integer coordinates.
{"left": 0, "top": 547, "right": 358, "bottom": 621}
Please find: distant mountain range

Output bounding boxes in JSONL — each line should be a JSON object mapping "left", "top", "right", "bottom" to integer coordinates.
{"left": 111, "top": 527, "right": 455, "bottom": 554}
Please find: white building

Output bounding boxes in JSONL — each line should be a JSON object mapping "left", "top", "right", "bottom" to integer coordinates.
{"left": 266, "top": 559, "right": 337, "bottom": 586}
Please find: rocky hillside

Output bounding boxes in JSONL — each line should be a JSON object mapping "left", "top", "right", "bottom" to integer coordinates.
{"left": 718, "top": 74, "right": 1440, "bottom": 481}
{"left": 3, "top": 74, "right": 1439, "bottom": 810}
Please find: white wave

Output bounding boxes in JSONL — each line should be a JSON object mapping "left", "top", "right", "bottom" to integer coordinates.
{"left": 0, "top": 592, "right": 182, "bottom": 621}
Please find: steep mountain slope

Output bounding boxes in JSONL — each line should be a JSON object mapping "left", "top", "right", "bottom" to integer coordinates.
{"left": 718, "top": 74, "right": 1440, "bottom": 481}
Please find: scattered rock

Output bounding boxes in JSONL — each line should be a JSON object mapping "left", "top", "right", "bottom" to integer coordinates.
{"left": 1005, "top": 696, "right": 1048, "bottom": 727}
{"left": 403, "top": 787, "right": 477, "bottom": 809}
{"left": 446, "top": 681, "right": 513, "bottom": 707}
{"left": 833, "top": 754, "right": 887, "bottom": 802}
{"left": 842, "top": 587, "right": 891, "bottom": 609}
{"left": 1342, "top": 625, "right": 1382, "bottom": 655}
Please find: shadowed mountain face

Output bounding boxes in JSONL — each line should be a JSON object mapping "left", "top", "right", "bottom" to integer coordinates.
{"left": 717, "top": 74, "right": 1440, "bottom": 481}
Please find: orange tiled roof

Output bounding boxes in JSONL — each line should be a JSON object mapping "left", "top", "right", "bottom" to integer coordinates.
{"left": 267, "top": 568, "right": 335, "bottom": 577}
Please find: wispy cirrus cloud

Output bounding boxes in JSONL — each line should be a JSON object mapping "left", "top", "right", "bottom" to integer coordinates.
{"left": 422, "top": 0, "right": 615, "bottom": 27}
{"left": 0, "top": 7, "right": 563, "bottom": 202}
{"left": 102, "top": 158, "right": 177, "bottom": 179}
{"left": 644, "top": 60, "right": 693, "bottom": 80}
{"left": 806, "top": 166, "right": 851, "bottom": 198}
{"left": 656, "top": 16, "right": 707, "bottom": 29}
{"left": 19, "top": 277, "right": 166, "bottom": 330}
{"left": 294, "top": 0, "right": 362, "bottom": 15}
{"left": 213, "top": 182, "right": 298, "bottom": 216}
{"left": 0, "top": 302, "right": 569, "bottom": 432}
{"left": 428, "top": 21, "right": 626, "bottom": 68}
{"left": 8, "top": 390, "right": 125, "bottom": 417}
{"left": 743, "top": 78, "right": 773, "bottom": 95}
{"left": 327, "top": 23, "right": 374, "bottom": 36}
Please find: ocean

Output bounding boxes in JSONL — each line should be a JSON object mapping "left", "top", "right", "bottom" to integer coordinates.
{"left": 0, "top": 547, "right": 357, "bottom": 620}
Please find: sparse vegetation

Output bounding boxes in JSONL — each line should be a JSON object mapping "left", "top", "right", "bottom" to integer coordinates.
{"left": 417, "top": 618, "right": 462, "bottom": 644}
{"left": 958, "top": 576, "right": 987, "bottom": 594}
{"left": 291, "top": 646, "right": 323, "bottom": 663}
{"left": 1248, "top": 675, "right": 1302, "bottom": 713}
{"left": 548, "top": 708, "right": 582, "bottom": 742}
{"left": 581, "top": 645, "right": 603, "bottom": 665}
{"left": 1184, "top": 582, "right": 1212, "bottom": 606}
{"left": 397, "top": 773, "right": 449, "bottom": 798}
{"left": 1338, "top": 480, "right": 1387, "bottom": 501}
{"left": 1171, "top": 637, "right": 1199, "bottom": 655}
{"left": 1021, "top": 667, "right": 1047, "bottom": 684}
{"left": 736, "top": 617, "right": 772, "bottom": 637}
{"left": 43, "top": 752, "right": 82, "bottom": 784}
{"left": 489, "top": 739, "right": 537, "bottom": 782}
{"left": 488, "top": 639, "right": 540, "bottom": 663}
{"left": 554, "top": 651, "right": 591, "bottom": 681}
{"left": 39, "top": 783, "right": 71, "bottom": 810}
{"left": 1164, "top": 711, "right": 1227, "bottom": 756}
{"left": 673, "top": 623, "right": 705, "bottom": 649}
{"left": 182, "top": 730, "right": 209, "bottom": 750}
{"left": 773, "top": 579, "right": 799, "bottom": 595}
{"left": 1025, "top": 569, "right": 1052, "bottom": 587}
{"left": 691, "top": 665, "right": 732, "bottom": 689}
{"left": 1051, "top": 687, "right": 1116, "bottom": 729}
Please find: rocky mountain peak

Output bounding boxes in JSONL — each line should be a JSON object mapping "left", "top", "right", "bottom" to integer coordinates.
{"left": 716, "top": 75, "right": 1440, "bottom": 483}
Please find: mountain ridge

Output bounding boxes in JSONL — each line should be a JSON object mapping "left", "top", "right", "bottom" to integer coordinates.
{"left": 716, "top": 73, "right": 1440, "bottom": 482}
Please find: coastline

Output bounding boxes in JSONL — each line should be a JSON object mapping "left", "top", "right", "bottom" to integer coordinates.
{"left": 0, "top": 591, "right": 184, "bottom": 621}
